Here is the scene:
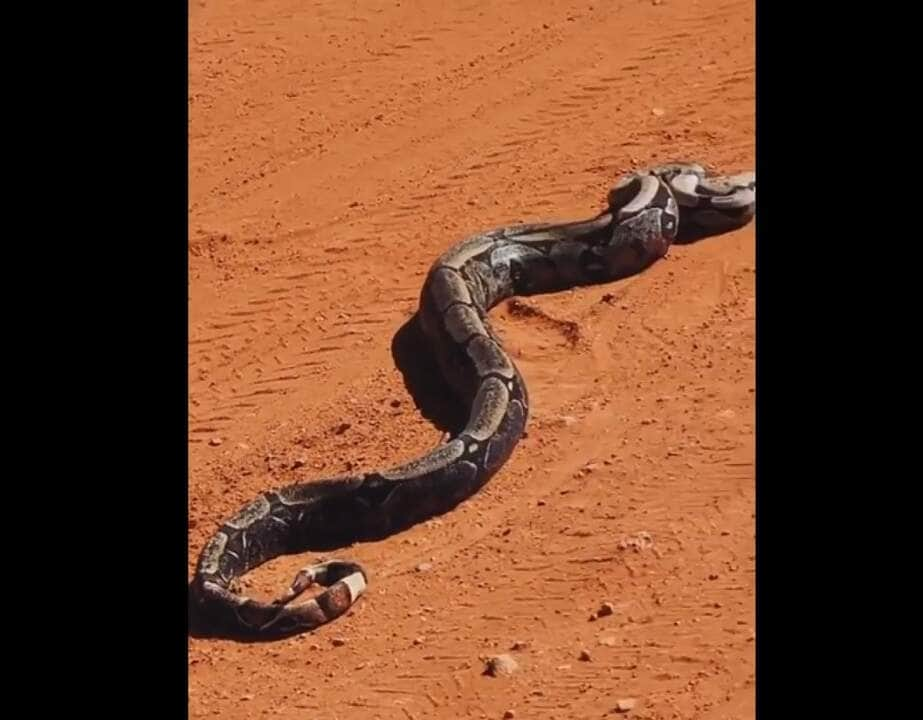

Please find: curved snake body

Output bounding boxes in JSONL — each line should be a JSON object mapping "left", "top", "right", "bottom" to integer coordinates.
{"left": 190, "top": 162, "right": 755, "bottom": 639}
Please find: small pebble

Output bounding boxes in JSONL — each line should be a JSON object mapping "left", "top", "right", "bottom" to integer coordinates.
{"left": 598, "top": 636, "right": 617, "bottom": 646}
{"left": 415, "top": 562, "right": 433, "bottom": 572}
{"left": 484, "top": 654, "right": 519, "bottom": 677}
{"left": 503, "top": 711, "right": 516, "bottom": 719}
{"left": 208, "top": 437, "right": 223, "bottom": 447}
{"left": 331, "top": 637, "right": 346, "bottom": 647}
{"left": 578, "top": 649, "right": 592, "bottom": 662}
{"left": 510, "top": 640, "right": 529, "bottom": 651}
{"left": 651, "top": 107, "right": 665, "bottom": 117}
{"left": 618, "top": 531, "right": 654, "bottom": 552}
{"left": 614, "top": 698, "right": 637, "bottom": 713}
{"left": 597, "top": 602, "right": 615, "bottom": 618}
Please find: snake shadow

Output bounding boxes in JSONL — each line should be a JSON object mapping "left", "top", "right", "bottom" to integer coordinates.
{"left": 389, "top": 314, "right": 469, "bottom": 436}
{"left": 674, "top": 210, "right": 756, "bottom": 245}
{"left": 188, "top": 588, "right": 306, "bottom": 644}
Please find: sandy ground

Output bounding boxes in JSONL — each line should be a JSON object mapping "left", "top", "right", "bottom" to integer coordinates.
{"left": 188, "top": 1, "right": 755, "bottom": 718}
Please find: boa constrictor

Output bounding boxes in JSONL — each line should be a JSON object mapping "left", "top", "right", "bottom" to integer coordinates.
{"left": 190, "top": 161, "right": 756, "bottom": 639}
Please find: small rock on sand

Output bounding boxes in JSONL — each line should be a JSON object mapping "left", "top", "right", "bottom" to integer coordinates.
{"left": 613, "top": 698, "right": 637, "bottom": 713}
{"left": 484, "top": 654, "right": 519, "bottom": 677}
{"left": 597, "top": 602, "right": 615, "bottom": 617}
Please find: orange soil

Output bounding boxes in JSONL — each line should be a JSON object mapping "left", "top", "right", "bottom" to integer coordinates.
{"left": 188, "top": 1, "right": 755, "bottom": 718}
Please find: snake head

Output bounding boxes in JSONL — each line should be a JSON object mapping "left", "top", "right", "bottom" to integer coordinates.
{"left": 592, "top": 173, "right": 679, "bottom": 278}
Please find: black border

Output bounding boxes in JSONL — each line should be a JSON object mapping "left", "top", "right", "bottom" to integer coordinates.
{"left": 50, "top": 2, "right": 189, "bottom": 714}
{"left": 754, "top": 3, "right": 855, "bottom": 715}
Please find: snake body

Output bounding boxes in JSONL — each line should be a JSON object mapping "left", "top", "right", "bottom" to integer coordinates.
{"left": 190, "top": 162, "right": 755, "bottom": 639}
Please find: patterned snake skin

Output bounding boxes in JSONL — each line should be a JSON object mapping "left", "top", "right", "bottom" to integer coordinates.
{"left": 189, "top": 162, "right": 756, "bottom": 639}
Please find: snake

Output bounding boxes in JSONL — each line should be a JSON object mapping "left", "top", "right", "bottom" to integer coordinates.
{"left": 189, "top": 161, "right": 756, "bottom": 639}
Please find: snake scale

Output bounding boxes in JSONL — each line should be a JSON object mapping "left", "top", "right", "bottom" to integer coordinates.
{"left": 190, "top": 161, "right": 756, "bottom": 639}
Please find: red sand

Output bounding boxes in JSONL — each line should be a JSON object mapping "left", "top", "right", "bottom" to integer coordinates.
{"left": 189, "top": 1, "right": 755, "bottom": 717}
